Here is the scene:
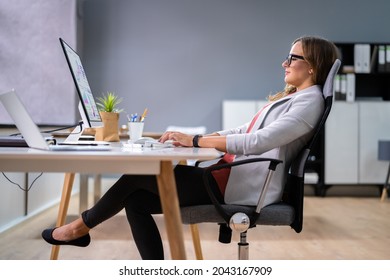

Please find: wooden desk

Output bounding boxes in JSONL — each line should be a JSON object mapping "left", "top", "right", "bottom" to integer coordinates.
{"left": 0, "top": 145, "right": 220, "bottom": 259}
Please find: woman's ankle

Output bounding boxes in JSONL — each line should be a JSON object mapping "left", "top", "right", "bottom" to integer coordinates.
{"left": 53, "top": 218, "right": 90, "bottom": 241}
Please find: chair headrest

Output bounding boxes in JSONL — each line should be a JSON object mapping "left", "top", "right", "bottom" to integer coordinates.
{"left": 322, "top": 59, "right": 341, "bottom": 98}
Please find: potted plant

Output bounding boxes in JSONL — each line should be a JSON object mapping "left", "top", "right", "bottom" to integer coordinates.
{"left": 96, "top": 91, "right": 123, "bottom": 113}
{"left": 95, "top": 91, "right": 123, "bottom": 142}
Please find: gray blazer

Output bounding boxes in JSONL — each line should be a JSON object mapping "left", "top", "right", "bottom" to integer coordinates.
{"left": 217, "top": 85, "right": 324, "bottom": 206}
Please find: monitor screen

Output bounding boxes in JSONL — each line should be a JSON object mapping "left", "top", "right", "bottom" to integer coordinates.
{"left": 59, "top": 38, "right": 102, "bottom": 128}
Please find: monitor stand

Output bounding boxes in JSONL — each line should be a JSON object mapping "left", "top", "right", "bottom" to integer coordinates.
{"left": 64, "top": 125, "right": 85, "bottom": 142}
{"left": 77, "top": 101, "right": 103, "bottom": 132}
{"left": 63, "top": 102, "right": 102, "bottom": 143}
{"left": 78, "top": 102, "right": 90, "bottom": 129}
{"left": 63, "top": 124, "right": 97, "bottom": 143}
{"left": 63, "top": 102, "right": 95, "bottom": 142}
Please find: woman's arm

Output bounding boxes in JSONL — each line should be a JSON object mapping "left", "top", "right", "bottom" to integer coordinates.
{"left": 159, "top": 131, "right": 227, "bottom": 152}
{"left": 196, "top": 135, "right": 227, "bottom": 152}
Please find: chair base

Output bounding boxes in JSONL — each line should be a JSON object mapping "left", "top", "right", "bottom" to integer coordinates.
{"left": 381, "top": 187, "right": 388, "bottom": 202}
{"left": 190, "top": 224, "right": 203, "bottom": 260}
{"left": 189, "top": 224, "right": 250, "bottom": 260}
{"left": 238, "top": 231, "right": 249, "bottom": 260}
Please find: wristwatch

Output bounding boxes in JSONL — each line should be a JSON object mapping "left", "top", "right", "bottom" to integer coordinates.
{"left": 192, "top": 134, "right": 203, "bottom": 147}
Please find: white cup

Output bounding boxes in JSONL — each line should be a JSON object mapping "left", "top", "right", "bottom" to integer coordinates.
{"left": 128, "top": 122, "right": 144, "bottom": 141}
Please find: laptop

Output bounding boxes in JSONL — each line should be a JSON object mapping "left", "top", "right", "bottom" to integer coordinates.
{"left": 0, "top": 90, "right": 111, "bottom": 151}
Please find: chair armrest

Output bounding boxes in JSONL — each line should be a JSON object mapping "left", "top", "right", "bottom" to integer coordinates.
{"left": 204, "top": 157, "right": 282, "bottom": 172}
{"left": 201, "top": 157, "right": 283, "bottom": 225}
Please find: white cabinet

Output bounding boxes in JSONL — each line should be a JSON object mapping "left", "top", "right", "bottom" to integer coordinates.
{"left": 222, "top": 100, "right": 267, "bottom": 130}
{"left": 324, "top": 103, "right": 359, "bottom": 184}
{"left": 358, "top": 102, "right": 390, "bottom": 183}
{"left": 325, "top": 101, "right": 390, "bottom": 185}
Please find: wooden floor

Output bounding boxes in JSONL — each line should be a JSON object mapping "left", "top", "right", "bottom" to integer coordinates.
{"left": 0, "top": 186, "right": 389, "bottom": 260}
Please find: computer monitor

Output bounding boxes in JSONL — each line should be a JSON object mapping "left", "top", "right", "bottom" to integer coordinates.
{"left": 59, "top": 38, "right": 102, "bottom": 128}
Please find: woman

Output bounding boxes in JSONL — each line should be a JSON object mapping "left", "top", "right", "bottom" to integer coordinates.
{"left": 42, "top": 36, "right": 339, "bottom": 259}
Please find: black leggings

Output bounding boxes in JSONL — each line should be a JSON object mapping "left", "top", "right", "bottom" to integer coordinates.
{"left": 81, "top": 164, "right": 222, "bottom": 259}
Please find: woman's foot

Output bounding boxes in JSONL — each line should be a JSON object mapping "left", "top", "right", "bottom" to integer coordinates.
{"left": 41, "top": 228, "right": 90, "bottom": 247}
{"left": 41, "top": 218, "right": 91, "bottom": 247}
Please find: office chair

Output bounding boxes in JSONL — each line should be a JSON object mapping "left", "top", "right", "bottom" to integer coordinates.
{"left": 181, "top": 59, "right": 341, "bottom": 260}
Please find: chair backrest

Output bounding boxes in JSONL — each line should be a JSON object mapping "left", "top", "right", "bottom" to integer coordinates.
{"left": 306, "top": 59, "right": 341, "bottom": 154}
{"left": 284, "top": 59, "right": 341, "bottom": 233}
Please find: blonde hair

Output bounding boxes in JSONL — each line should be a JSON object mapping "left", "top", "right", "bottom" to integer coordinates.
{"left": 268, "top": 36, "right": 339, "bottom": 102}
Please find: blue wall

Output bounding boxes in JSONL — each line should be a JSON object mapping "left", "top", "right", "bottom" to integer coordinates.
{"left": 80, "top": 0, "right": 390, "bottom": 133}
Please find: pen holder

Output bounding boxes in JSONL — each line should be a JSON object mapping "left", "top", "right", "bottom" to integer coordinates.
{"left": 128, "top": 122, "right": 144, "bottom": 142}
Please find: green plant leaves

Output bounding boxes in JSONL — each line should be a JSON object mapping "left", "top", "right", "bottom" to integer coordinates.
{"left": 96, "top": 92, "right": 123, "bottom": 113}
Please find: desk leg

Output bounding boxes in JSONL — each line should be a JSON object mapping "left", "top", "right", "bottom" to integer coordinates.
{"left": 79, "top": 174, "right": 89, "bottom": 214}
{"left": 381, "top": 163, "right": 390, "bottom": 202}
{"left": 50, "top": 173, "right": 75, "bottom": 260}
{"left": 93, "top": 174, "right": 102, "bottom": 204}
{"left": 156, "top": 161, "right": 186, "bottom": 260}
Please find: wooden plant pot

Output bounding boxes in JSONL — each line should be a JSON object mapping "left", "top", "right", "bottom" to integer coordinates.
{"left": 94, "top": 111, "right": 120, "bottom": 142}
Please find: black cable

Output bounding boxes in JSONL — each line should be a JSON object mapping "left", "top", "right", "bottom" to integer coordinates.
{"left": 1, "top": 172, "right": 43, "bottom": 192}
{"left": 9, "top": 121, "right": 83, "bottom": 137}
{"left": 40, "top": 121, "right": 84, "bottom": 134}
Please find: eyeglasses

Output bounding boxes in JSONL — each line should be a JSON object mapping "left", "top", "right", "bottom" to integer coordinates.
{"left": 285, "top": 54, "right": 305, "bottom": 66}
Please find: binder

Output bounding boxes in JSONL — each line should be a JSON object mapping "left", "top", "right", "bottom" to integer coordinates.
{"left": 369, "top": 45, "right": 378, "bottom": 73}
{"left": 378, "top": 45, "right": 386, "bottom": 72}
{"left": 346, "top": 73, "right": 355, "bottom": 102}
{"left": 362, "top": 44, "right": 371, "bottom": 73}
{"left": 355, "top": 44, "right": 371, "bottom": 73}
{"left": 340, "top": 74, "right": 347, "bottom": 101}
{"left": 386, "top": 45, "right": 390, "bottom": 72}
{"left": 354, "top": 44, "right": 363, "bottom": 73}
{"left": 334, "top": 74, "right": 341, "bottom": 100}
{"left": 363, "top": 44, "right": 371, "bottom": 73}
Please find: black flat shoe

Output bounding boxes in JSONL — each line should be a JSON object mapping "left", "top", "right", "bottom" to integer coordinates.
{"left": 41, "top": 228, "right": 91, "bottom": 247}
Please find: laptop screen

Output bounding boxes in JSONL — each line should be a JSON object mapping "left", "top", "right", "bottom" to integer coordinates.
{"left": 60, "top": 38, "right": 102, "bottom": 128}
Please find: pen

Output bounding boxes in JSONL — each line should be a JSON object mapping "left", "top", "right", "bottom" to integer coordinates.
{"left": 140, "top": 108, "right": 148, "bottom": 122}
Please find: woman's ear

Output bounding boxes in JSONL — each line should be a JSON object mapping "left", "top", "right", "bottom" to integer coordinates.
{"left": 309, "top": 69, "right": 314, "bottom": 74}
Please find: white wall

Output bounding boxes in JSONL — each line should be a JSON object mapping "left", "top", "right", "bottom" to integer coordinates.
{"left": 0, "top": 0, "right": 78, "bottom": 125}
{"left": 80, "top": 0, "right": 390, "bottom": 133}
{"left": 2, "top": 0, "right": 389, "bottom": 132}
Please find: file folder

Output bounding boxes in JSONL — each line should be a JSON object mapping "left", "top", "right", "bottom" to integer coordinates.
{"left": 340, "top": 74, "right": 347, "bottom": 101}
{"left": 334, "top": 74, "right": 341, "bottom": 101}
{"left": 346, "top": 74, "right": 355, "bottom": 103}
{"left": 354, "top": 44, "right": 363, "bottom": 73}
{"left": 378, "top": 45, "right": 386, "bottom": 72}
{"left": 369, "top": 45, "right": 378, "bottom": 73}
{"left": 386, "top": 45, "right": 390, "bottom": 72}
{"left": 354, "top": 44, "right": 371, "bottom": 73}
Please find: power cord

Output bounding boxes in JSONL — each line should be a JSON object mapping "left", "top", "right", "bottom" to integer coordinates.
{"left": 2, "top": 122, "right": 83, "bottom": 191}
{"left": 40, "top": 121, "right": 84, "bottom": 134}
{"left": 1, "top": 172, "right": 43, "bottom": 192}
{"left": 9, "top": 121, "right": 84, "bottom": 137}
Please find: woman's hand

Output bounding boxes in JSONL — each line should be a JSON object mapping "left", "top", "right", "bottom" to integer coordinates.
{"left": 159, "top": 131, "right": 227, "bottom": 152}
{"left": 159, "top": 131, "right": 193, "bottom": 147}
